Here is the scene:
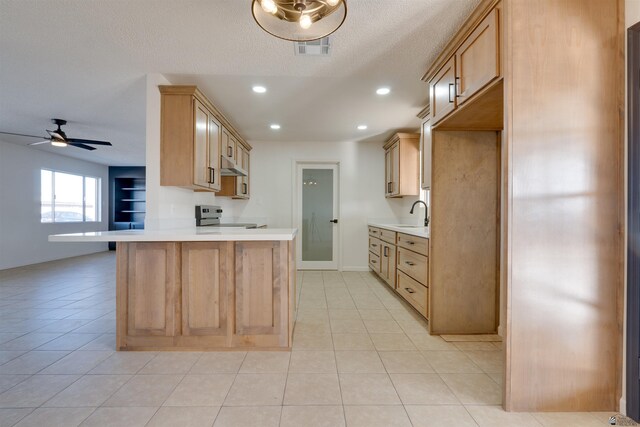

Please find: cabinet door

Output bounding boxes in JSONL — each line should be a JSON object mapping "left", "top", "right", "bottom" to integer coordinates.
{"left": 455, "top": 8, "right": 499, "bottom": 105}
{"left": 235, "top": 146, "right": 246, "bottom": 196}
{"left": 193, "top": 100, "right": 210, "bottom": 189}
{"left": 229, "top": 135, "right": 238, "bottom": 164}
{"left": 242, "top": 150, "right": 250, "bottom": 197}
{"left": 390, "top": 142, "right": 401, "bottom": 196}
{"left": 222, "top": 127, "right": 235, "bottom": 161}
{"left": 380, "top": 243, "right": 396, "bottom": 289}
{"left": 233, "top": 241, "right": 289, "bottom": 347}
{"left": 430, "top": 56, "right": 457, "bottom": 124}
{"left": 421, "top": 118, "right": 432, "bottom": 189}
{"left": 181, "top": 242, "right": 228, "bottom": 340}
{"left": 126, "top": 243, "right": 179, "bottom": 337}
{"left": 384, "top": 149, "right": 392, "bottom": 196}
{"left": 208, "top": 116, "right": 221, "bottom": 191}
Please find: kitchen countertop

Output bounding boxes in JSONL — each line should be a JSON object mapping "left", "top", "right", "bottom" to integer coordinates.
{"left": 368, "top": 222, "right": 429, "bottom": 239}
{"left": 49, "top": 227, "right": 297, "bottom": 242}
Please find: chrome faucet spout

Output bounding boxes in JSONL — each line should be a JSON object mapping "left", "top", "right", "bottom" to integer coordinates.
{"left": 410, "top": 200, "right": 429, "bottom": 227}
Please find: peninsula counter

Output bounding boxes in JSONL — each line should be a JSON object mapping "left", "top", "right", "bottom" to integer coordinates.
{"left": 50, "top": 228, "right": 298, "bottom": 351}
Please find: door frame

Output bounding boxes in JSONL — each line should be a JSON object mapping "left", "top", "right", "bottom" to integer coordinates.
{"left": 292, "top": 161, "right": 340, "bottom": 270}
{"left": 627, "top": 20, "right": 640, "bottom": 422}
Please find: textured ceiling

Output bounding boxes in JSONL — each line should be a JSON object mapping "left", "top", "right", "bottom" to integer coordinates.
{"left": 0, "top": 0, "right": 479, "bottom": 166}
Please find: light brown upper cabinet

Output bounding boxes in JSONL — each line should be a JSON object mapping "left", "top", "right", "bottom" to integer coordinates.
{"left": 383, "top": 133, "right": 420, "bottom": 198}
{"left": 428, "top": 7, "right": 500, "bottom": 126}
{"left": 455, "top": 8, "right": 500, "bottom": 104}
{"left": 418, "top": 106, "right": 431, "bottom": 190}
{"left": 238, "top": 146, "right": 250, "bottom": 198}
{"left": 159, "top": 86, "right": 247, "bottom": 193}
{"left": 430, "top": 57, "right": 457, "bottom": 125}
{"left": 218, "top": 143, "right": 251, "bottom": 199}
{"left": 222, "top": 127, "right": 237, "bottom": 165}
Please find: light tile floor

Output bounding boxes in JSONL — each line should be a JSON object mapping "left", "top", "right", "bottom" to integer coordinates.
{"left": 0, "top": 252, "right": 620, "bottom": 426}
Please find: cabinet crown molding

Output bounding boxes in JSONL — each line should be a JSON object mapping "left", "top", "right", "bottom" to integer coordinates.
{"left": 383, "top": 132, "right": 420, "bottom": 150}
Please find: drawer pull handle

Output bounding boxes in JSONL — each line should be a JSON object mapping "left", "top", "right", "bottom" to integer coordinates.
{"left": 372, "top": 244, "right": 378, "bottom": 247}
{"left": 405, "top": 261, "right": 415, "bottom": 266}
{"left": 407, "top": 241, "right": 415, "bottom": 245}
{"left": 405, "top": 287, "right": 416, "bottom": 294}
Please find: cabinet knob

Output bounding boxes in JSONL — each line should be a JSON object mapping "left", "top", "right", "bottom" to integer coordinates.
{"left": 405, "top": 287, "right": 416, "bottom": 294}
{"left": 405, "top": 261, "right": 415, "bottom": 266}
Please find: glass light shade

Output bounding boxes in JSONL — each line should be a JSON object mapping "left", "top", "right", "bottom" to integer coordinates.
{"left": 261, "top": 0, "right": 278, "bottom": 14}
{"left": 51, "top": 139, "right": 67, "bottom": 147}
{"left": 252, "top": 0, "right": 347, "bottom": 42}
{"left": 299, "top": 14, "right": 312, "bottom": 29}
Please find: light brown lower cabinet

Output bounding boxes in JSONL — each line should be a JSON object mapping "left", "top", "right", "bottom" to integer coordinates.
{"left": 124, "top": 243, "right": 180, "bottom": 340}
{"left": 397, "top": 270, "right": 428, "bottom": 318}
{"left": 379, "top": 242, "right": 396, "bottom": 289}
{"left": 232, "top": 241, "right": 290, "bottom": 348}
{"left": 116, "top": 240, "right": 295, "bottom": 351}
{"left": 368, "top": 226, "right": 427, "bottom": 319}
{"left": 180, "top": 242, "right": 232, "bottom": 347}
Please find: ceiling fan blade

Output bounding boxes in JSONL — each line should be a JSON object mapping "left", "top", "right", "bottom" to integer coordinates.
{"left": 28, "top": 140, "right": 51, "bottom": 146}
{"left": 46, "top": 129, "right": 65, "bottom": 140}
{"left": 67, "top": 142, "right": 97, "bottom": 151}
{"left": 0, "top": 131, "right": 49, "bottom": 139}
{"left": 66, "top": 138, "right": 112, "bottom": 146}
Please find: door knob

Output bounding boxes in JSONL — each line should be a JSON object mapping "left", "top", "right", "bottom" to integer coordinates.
{"left": 330, "top": 219, "right": 338, "bottom": 224}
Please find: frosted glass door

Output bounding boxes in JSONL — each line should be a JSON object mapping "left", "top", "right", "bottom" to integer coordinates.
{"left": 297, "top": 164, "right": 339, "bottom": 270}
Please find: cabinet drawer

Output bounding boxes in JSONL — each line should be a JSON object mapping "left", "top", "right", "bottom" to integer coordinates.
{"left": 379, "top": 228, "right": 396, "bottom": 244}
{"left": 368, "top": 237, "right": 382, "bottom": 256}
{"left": 369, "top": 252, "right": 380, "bottom": 272}
{"left": 397, "top": 233, "right": 428, "bottom": 256}
{"left": 397, "top": 247, "right": 428, "bottom": 285}
{"left": 397, "top": 270, "right": 428, "bottom": 318}
{"left": 368, "top": 226, "right": 380, "bottom": 237}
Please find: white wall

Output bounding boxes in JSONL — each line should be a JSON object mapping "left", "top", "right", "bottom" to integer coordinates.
{"left": 622, "top": 0, "right": 640, "bottom": 414}
{"left": 0, "top": 140, "right": 109, "bottom": 270}
{"left": 215, "top": 139, "right": 421, "bottom": 270}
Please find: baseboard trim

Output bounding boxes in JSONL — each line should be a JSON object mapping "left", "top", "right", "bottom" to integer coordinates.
{"left": 341, "top": 266, "right": 370, "bottom": 272}
{"left": 620, "top": 398, "right": 627, "bottom": 415}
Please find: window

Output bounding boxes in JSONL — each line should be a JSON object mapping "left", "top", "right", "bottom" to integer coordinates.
{"left": 41, "top": 170, "right": 101, "bottom": 223}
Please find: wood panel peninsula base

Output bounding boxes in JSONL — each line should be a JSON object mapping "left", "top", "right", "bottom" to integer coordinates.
{"left": 49, "top": 228, "right": 297, "bottom": 351}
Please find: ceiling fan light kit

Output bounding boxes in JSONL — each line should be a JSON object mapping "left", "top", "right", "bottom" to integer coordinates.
{"left": 0, "top": 118, "right": 113, "bottom": 151}
{"left": 252, "top": 0, "right": 347, "bottom": 42}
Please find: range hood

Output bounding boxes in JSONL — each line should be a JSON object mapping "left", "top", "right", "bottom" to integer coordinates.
{"left": 220, "top": 155, "right": 247, "bottom": 177}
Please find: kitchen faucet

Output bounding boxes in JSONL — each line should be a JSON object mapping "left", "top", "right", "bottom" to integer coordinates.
{"left": 410, "top": 200, "right": 429, "bottom": 227}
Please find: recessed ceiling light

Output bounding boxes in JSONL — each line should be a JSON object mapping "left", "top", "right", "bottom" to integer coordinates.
{"left": 357, "top": 125, "right": 368, "bottom": 130}
{"left": 252, "top": 86, "right": 267, "bottom": 93}
{"left": 376, "top": 87, "right": 391, "bottom": 95}
{"left": 270, "top": 124, "right": 281, "bottom": 130}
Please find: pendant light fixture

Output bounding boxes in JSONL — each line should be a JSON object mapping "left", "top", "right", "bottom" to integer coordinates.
{"left": 252, "top": 0, "right": 347, "bottom": 42}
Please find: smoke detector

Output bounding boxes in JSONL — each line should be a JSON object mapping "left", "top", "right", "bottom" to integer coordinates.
{"left": 294, "top": 36, "right": 331, "bottom": 56}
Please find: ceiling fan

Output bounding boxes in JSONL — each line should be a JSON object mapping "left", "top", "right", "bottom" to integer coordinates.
{"left": 0, "top": 118, "right": 113, "bottom": 151}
